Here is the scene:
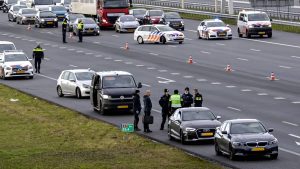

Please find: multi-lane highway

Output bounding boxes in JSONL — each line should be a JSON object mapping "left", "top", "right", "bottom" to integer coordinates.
{"left": 1, "top": 11, "right": 300, "bottom": 169}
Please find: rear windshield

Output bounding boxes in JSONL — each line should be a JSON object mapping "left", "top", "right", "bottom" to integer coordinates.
{"left": 149, "top": 10, "right": 163, "bottom": 16}
{"left": 120, "top": 15, "right": 135, "bottom": 22}
{"left": 0, "top": 44, "right": 16, "bottom": 53}
{"left": 5, "top": 54, "right": 28, "bottom": 62}
{"left": 102, "top": 75, "right": 136, "bottom": 89}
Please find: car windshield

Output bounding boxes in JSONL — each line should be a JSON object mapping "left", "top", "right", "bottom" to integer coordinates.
{"left": 165, "top": 12, "right": 181, "bottom": 19}
{"left": 82, "top": 18, "right": 95, "bottom": 24}
{"left": 157, "top": 25, "right": 175, "bottom": 31}
{"left": 133, "top": 9, "right": 146, "bottom": 15}
{"left": 40, "top": 12, "right": 56, "bottom": 17}
{"left": 8, "top": 0, "right": 18, "bottom": 4}
{"left": 13, "top": 6, "right": 26, "bottom": 11}
{"left": 75, "top": 72, "right": 93, "bottom": 81}
{"left": 182, "top": 110, "right": 216, "bottom": 121}
{"left": 248, "top": 13, "right": 269, "bottom": 21}
{"left": 51, "top": 6, "right": 66, "bottom": 11}
{"left": 230, "top": 122, "right": 267, "bottom": 134}
{"left": 120, "top": 15, "right": 135, "bottom": 22}
{"left": 102, "top": 75, "right": 136, "bottom": 88}
{"left": 22, "top": 9, "right": 36, "bottom": 14}
{"left": 64, "top": 0, "right": 71, "bottom": 4}
{"left": 149, "top": 10, "right": 163, "bottom": 16}
{"left": 0, "top": 44, "right": 16, "bottom": 53}
{"left": 69, "top": 14, "right": 84, "bottom": 21}
{"left": 35, "top": 0, "right": 53, "bottom": 5}
{"left": 103, "top": 0, "right": 128, "bottom": 8}
{"left": 5, "top": 54, "right": 28, "bottom": 62}
{"left": 52, "top": 0, "right": 60, "bottom": 3}
{"left": 207, "top": 21, "right": 226, "bottom": 27}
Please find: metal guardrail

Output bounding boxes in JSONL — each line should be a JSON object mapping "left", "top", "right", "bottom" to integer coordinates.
{"left": 133, "top": 0, "right": 300, "bottom": 26}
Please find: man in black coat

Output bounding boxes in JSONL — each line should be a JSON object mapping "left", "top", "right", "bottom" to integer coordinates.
{"left": 194, "top": 88, "right": 203, "bottom": 107}
{"left": 159, "top": 88, "right": 170, "bottom": 130}
{"left": 133, "top": 90, "right": 141, "bottom": 131}
{"left": 62, "top": 18, "right": 68, "bottom": 43}
{"left": 143, "top": 90, "right": 152, "bottom": 133}
{"left": 32, "top": 44, "right": 44, "bottom": 74}
{"left": 181, "top": 87, "right": 193, "bottom": 107}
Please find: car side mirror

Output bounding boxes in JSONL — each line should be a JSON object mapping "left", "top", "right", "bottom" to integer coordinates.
{"left": 216, "top": 116, "right": 221, "bottom": 120}
{"left": 270, "top": 18, "right": 273, "bottom": 21}
{"left": 221, "top": 131, "right": 227, "bottom": 134}
{"left": 137, "top": 82, "right": 142, "bottom": 88}
{"left": 268, "top": 128, "right": 274, "bottom": 132}
{"left": 69, "top": 79, "right": 76, "bottom": 82}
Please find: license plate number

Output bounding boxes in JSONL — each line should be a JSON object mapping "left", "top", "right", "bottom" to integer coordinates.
{"left": 258, "top": 32, "right": 265, "bottom": 34}
{"left": 17, "top": 70, "right": 25, "bottom": 74}
{"left": 87, "top": 30, "right": 93, "bottom": 32}
{"left": 201, "top": 132, "right": 214, "bottom": 136}
{"left": 252, "top": 147, "right": 265, "bottom": 151}
{"left": 118, "top": 105, "right": 128, "bottom": 109}
{"left": 219, "top": 33, "right": 225, "bottom": 36}
{"left": 47, "top": 22, "right": 53, "bottom": 24}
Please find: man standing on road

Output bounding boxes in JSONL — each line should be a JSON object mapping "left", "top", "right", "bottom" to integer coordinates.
{"left": 32, "top": 44, "right": 44, "bottom": 74}
{"left": 194, "top": 89, "right": 203, "bottom": 107}
{"left": 62, "top": 18, "right": 68, "bottom": 43}
{"left": 133, "top": 90, "right": 141, "bottom": 131}
{"left": 143, "top": 90, "right": 152, "bottom": 133}
{"left": 181, "top": 87, "right": 193, "bottom": 107}
{"left": 159, "top": 88, "right": 170, "bottom": 130}
{"left": 77, "top": 19, "right": 84, "bottom": 42}
{"left": 169, "top": 89, "right": 182, "bottom": 115}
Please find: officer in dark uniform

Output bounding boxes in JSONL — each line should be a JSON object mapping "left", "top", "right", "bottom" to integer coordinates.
{"left": 62, "top": 18, "right": 68, "bottom": 43}
{"left": 129, "top": 0, "right": 133, "bottom": 7}
{"left": 77, "top": 19, "right": 84, "bottom": 42}
{"left": 181, "top": 87, "right": 193, "bottom": 107}
{"left": 194, "top": 89, "right": 203, "bottom": 107}
{"left": 159, "top": 88, "right": 170, "bottom": 130}
{"left": 143, "top": 90, "right": 152, "bottom": 133}
{"left": 32, "top": 44, "right": 44, "bottom": 74}
{"left": 133, "top": 90, "right": 141, "bottom": 131}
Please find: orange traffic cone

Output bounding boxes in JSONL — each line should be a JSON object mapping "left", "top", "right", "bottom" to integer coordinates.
{"left": 188, "top": 56, "right": 193, "bottom": 64}
{"left": 124, "top": 42, "right": 129, "bottom": 50}
{"left": 27, "top": 24, "right": 31, "bottom": 30}
{"left": 270, "top": 72, "right": 276, "bottom": 81}
{"left": 225, "top": 64, "right": 232, "bottom": 72}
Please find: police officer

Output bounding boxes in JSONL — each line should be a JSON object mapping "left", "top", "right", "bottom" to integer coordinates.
{"left": 169, "top": 89, "right": 182, "bottom": 115}
{"left": 194, "top": 89, "right": 203, "bottom": 107}
{"left": 32, "top": 44, "right": 44, "bottom": 74}
{"left": 77, "top": 19, "right": 84, "bottom": 42}
{"left": 143, "top": 90, "right": 152, "bottom": 133}
{"left": 129, "top": 0, "right": 133, "bottom": 7}
{"left": 159, "top": 89, "right": 170, "bottom": 130}
{"left": 133, "top": 90, "right": 141, "bottom": 131}
{"left": 62, "top": 18, "right": 68, "bottom": 43}
{"left": 181, "top": 87, "right": 193, "bottom": 107}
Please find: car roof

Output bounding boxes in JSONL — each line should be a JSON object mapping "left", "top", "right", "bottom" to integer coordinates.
{"left": 63, "top": 69, "right": 93, "bottom": 73}
{"left": 203, "top": 19, "right": 224, "bottom": 23}
{"left": 226, "top": 119, "right": 260, "bottom": 123}
{"left": 96, "top": 71, "right": 132, "bottom": 76}
{"left": 0, "top": 41, "right": 15, "bottom": 45}
{"left": 132, "top": 8, "right": 146, "bottom": 11}
{"left": 178, "top": 107, "right": 211, "bottom": 112}
{"left": 239, "top": 11, "right": 266, "bottom": 14}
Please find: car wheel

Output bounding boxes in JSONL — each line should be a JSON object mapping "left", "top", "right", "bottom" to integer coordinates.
{"left": 137, "top": 36, "right": 144, "bottom": 44}
{"left": 179, "top": 41, "right": 183, "bottom": 44}
{"left": 180, "top": 130, "right": 186, "bottom": 145}
{"left": 215, "top": 142, "right": 222, "bottom": 156}
{"left": 238, "top": 28, "right": 242, "bottom": 38}
{"left": 268, "top": 33, "right": 272, "bottom": 38}
{"left": 246, "top": 30, "right": 251, "bottom": 38}
{"left": 168, "top": 126, "right": 174, "bottom": 141}
{"left": 161, "top": 36, "right": 166, "bottom": 44}
{"left": 99, "top": 101, "right": 106, "bottom": 115}
{"left": 57, "top": 86, "right": 64, "bottom": 97}
{"left": 229, "top": 145, "right": 236, "bottom": 160}
{"left": 76, "top": 87, "right": 82, "bottom": 99}
{"left": 270, "top": 153, "right": 278, "bottom": 160}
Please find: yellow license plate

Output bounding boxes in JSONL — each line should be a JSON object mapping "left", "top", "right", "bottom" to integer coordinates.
{"left": 252, "top": 147, "right": 265, "bottom": 151}
{"left": 17, "top": 70, "right": 25, "bottom": 73}
{"left": 201, "top": 132, "right": 214, "bottom": 136}
{"left": 219, "top": 33, "right": 225, "bottom": 36}
{"left": 258, "top": 32, "right": 265, "bottom": 34}
{"left": 47, "top": 22, "right": 53, "bottom": 24}
{"left": 118, "top": 105, "right": 128, "bottom": 109}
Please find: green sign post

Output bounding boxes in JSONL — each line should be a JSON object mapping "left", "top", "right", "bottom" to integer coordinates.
{"left": 121, "top": 123, "right": 134, "bottom": 133}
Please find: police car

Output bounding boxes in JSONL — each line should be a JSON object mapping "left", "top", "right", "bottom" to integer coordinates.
{"left": 0, "top": 50, "right": 34, "bottom": 79}
{"left": 197, "top": 19, "right": 232, "bottom": 40}
{"left": 134, "top": 24, "right": 184, "bottom": 44}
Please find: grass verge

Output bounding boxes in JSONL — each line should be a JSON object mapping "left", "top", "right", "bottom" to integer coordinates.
{"left": 0, "top": 84, "right": 225, "bottom": 169}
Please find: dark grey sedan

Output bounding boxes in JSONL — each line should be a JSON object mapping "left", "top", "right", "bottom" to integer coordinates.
{"left": 160, "top": 12, "right": 184, "bottom": 31}
{"left": 214, "top": 119, "right": 278, "bottom": 160}
{"left": 168, "top": 107, "right": 221, "bottom": 144}
{"left": 16, "top": 8, "right": 37, "bottom": 25}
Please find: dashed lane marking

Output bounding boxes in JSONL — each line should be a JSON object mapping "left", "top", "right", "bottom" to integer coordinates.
{"left": 242, "top": 38, "right": 300, "bottom": 49}
{"left": 44, "top": 58, "right": 50, "bottom": 61}
{"left": 250, "top": 49, "right": 261, "bottom": 52}
{"left": 149, "top": 53, "right": 158, "bottom": 56}
{"left": 114, "top": 60, "right": 123, "bottom": 62}
{"left": 51, "top": 45, "right": 58, "bottom": 47}
{"left": 69, "top": 65, "right": 78, "bottom": 68}
{"left": 157, "top": 77, "right": 176, "bottom": 84}
{"left": 227, "top": 107, "right": 241, "bottom": 112}
{"left": 158, "top": 70, "right": 168, "bottom": 72}
{"left": 43, "top": 43, "right": 50, "bottom": 46}
{"left": 147, "top": 67, "right": 156, "bottom": 70}
{"left": 211, "top": 82, "right": 221, "bottom": 85}
{"left": 237, "top": 58, "right": 249, "bottom": 61}
{"left": 59, "top": 47, "right": 66, "bottom": 49}
{"left": 85, "top": 53, "right": 94, "bottom": 55}
{"left": 93, "top": 42, "right": 101, "bottom": 44}
{"left": 216, "top": 43, "right": 225, "bottom": 46}
{"left": 29, "top": 39, "right": 36, "bottom": 42}
{"left": 136, "top": 64, "right": 144, "bottom": 67}
{"left": 197, "top": 79, "right": 207, "bottom": 82}
{"left": 168, "top": 45, "right": 177, "bottom": 48}
{"left": 274, "top": 97, "right": 286, "bottom": 100}
{"left": 289, "top": 134, "right": 300, "bottom": 139}
{"left": 104, "top": 57, "right": 112, "bottom": 60}
{"left": 291, "top": 56, "right": 300, "bottom": 59}
{"left": 68, "top": 48, "right": 75, "bottom": 51}
{"left": 171, "top": 72, "right": 180, "bottom": 75}
{"left": 201, "top": 51, "right": 210, "bottom": 54}
{"left": 226, "top": 85, "right": 236, "bottom": 88}
{"left": 183, "top": 75, "right": 193, "bottom": 78}
{"left": 95, "top": 55, "right": 102, "bottom": 58}
{"left": 282, "top": 121, "right": 298, "bottom": 126}
{"left": 292, "top": 101, "right": 300, "bottom": 104}
{"left": 112, "top": 35, "right": 119, "bottom": 37}
{"left": 257, "top": 93, "right": 268, "bottom": 96}
{"left": 15, "top": 36, "right": 21, "bottom": 39}
{"left": 241, "top": 89, "right": 252, "bottom": 92}
{"left": 185, "top": 38, "right": 193, "bottom": 40}
{"left": 125, "top": 62, "right": 133, "bottom": 64}
{"left": 76, "top": 51, "right": 84, "bottom": 53}
{"left": 279, "top": 65, "right": 292, "bottom": 69}
{"left": 142, "top": 83, "right": 151, "bottom": 87}
{"left": 35, "top": 74, "right": 56, "bottom": 81}
{"left": 279, "top": 148, "right": 300, "bottom": 157}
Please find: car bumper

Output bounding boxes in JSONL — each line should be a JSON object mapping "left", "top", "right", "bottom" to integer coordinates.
{"left": 102, "top": 99, "right": 133, "bottom": 111}
{"left": 166, "top": 36, "right": 184, "bottom": 43}
{"left": 248, "top": 27, "right": 272, "bottom": 35}
{"left": 169, "top": 24, "right": 184, "bottom": 30}
{"left": 208, "top": 32, "right": 232, "bottom": 39}
{"left": 5, "top": 70, "right": 34, "bottom": 77}
{"left": 232, "top": 146, "right": 278, "bottom": 156}
{"left": 22, "top": 18, "right": 35, "bottom": 24}
{"left": 82, "top": 29, "right": 100, "bottom": 35}
{"left": 120, "top": 27, "right": 138, "bottom": 33}
{"left": 40, "top": 21, "right": 58, "bottom": 26}
{"left": 80, "top": 87, "right": 90, "bottom": 97}
{"left": 183, "top": 131, "right": 215, "bottom": 141}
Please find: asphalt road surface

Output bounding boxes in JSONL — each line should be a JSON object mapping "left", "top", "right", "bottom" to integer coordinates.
{"left": 1, "top": 12, "right": 300, "bottom": 169}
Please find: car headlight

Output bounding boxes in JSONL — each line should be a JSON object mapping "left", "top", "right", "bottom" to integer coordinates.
{"left": 22, "top": 16, "right": 26, "bottom": 19}
{"left": 232, "top": 142, "right": 242, "bottom": 147}
{"left": 102, "top": 95, "right": 111, "bottom": 99}
{"left": 185, "top": 127, "right": 196, "bottom": 132}
{"left": 41, "top": 19, "right": 45, "bottom": 22}
{"left": 249, "top": 24, "right": 254, "bottom": 28}
{"left": 181, "top": 21, "right": 184, "bottom": 25}
{"left": 269, "top": 139, "right": 278, "bottom": 145}
{"left": 82, "top": 84, "right": 90, "bottom": 89}
{"left": 5, "top": 66, "right": 11, "bottom": 70}
{"left": 268, "top": 24, "right": 272, "bottom": 28}
{"left": 54, "top": 18, "right": 58, "bottom": 21}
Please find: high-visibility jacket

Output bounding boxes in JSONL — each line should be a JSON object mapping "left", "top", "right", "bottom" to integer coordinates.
{"left": 32, "top": 47, "right": 44, "bottom": 59}
{"left": 169, "top": 94, "right": 182, "bottom": 108}
{"left": 77, "top": 22, "right": 83, "bottom": 31}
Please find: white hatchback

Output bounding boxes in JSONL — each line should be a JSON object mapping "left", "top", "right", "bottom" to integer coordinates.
{"left": 56, "top": 69, "right": 94, "bottom": 99}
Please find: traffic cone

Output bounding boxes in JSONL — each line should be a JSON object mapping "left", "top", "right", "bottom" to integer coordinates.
{"left": 27, "top": 24, "right": 31, "bottom": 30}
{"left": 225, "top": 64, "right": 232, "bottom": 72}
{"left": 124, "top": 42, "right": 129, "bottom": 50}
{"left": 188, "top": 56, "right": 193, "bottom": 64}
{"left": 269, "top": 72, "right": 276, "bottom": 81}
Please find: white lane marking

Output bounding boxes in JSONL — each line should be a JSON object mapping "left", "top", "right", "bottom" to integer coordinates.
{"left": 292, "top": 101, "right": 300, "bottom": 104}
{"left": 149, "top": 53, "right": 158, "bottom": 56}
{"left": 136, "top": 64, "right": 144, "bottom": 67}
{"left": 35, "top": 74, "right": 56, "bottom": 81}
{"left": 187, "top": 30, "right": 197, "bottom": 32}
{"left": 125, "top": 62, "right": 132, "bottom": 64}
{"left": 69, "top": 64, "right": 78, "bottom": 68}
{"left": 142, "top": 83, "right": 151, "bottom": 87}
{"left": 274, "top": 97, "right": 286, "bottom": 100}
{"left": 59, "top": 47, "right": 66, "bottom": 49}
{"left": 242, "top": 38, "right": 300, "bottom": 49}
{"left": 237, "top": 58, "right": 249, "bottom": 61}
{"left": 29, "top": 39, "right": 36, "bottom": 42}
{"left": 279, "top": 147, "right": 300, "bottom": 157}
{"left": 289, "top": 134, "right": 300, "bottom": 139}
{"left": 67, "top": 48, "right": 75, "bottom": 51}
{"left": 296, "top": 142, "right": 300, "bottom": 146}
{"left": 227, "top": 107, "right": 241, "bottom": 112}
{"left": 291, "top": 56, "right": 300, "bottom": 59}
{"left": 241, "top": 89, "right": 252, "bottom": 92}
{"left": 93, "top": 42, "right": 101, "bottom": 44}
{"left": 104, "top": 57, "right": 112, "bottom": 60}
{"left": 95, "top": 55, "right": 102, "bottom": 58}
{"left": 185, "top": 38, "right": 193, "bottom": 40}
{"left": 171, "top": 72, "right": 180, "bottom": 75}
{"left": 183, "top": 75, "right": 193, "bottom": 78}
{"left": 216, "top": 43, "right": 225, "bottom": 46}
{"left": 15, "top": 36, "right": 21, "bottom": 39}
{"left": 197, "top": 79, "right": 207, "bottom": 82}
{"left": 44, "top": 58, "right": 50, "bottom": 61}
{"left": 282, "top": 121, "right": 298, "bottom": 126}
{"left": 112, "top": 35, "right": 119, "bottom": 37}
{"left": 147, "top": 67, "right": 156, "bottom": 70}
{"left": 1, "top": 33, "right": 8, "bottom": 35}
{"left": 47, "top": 31, "right": 53, "bottom": 34}
{"left": 211, "top": 82, "right": 221, "bottom": 85}
{"left": 201, "top": 51, "right": 210, "bottom": 54}
{"left": 250, "top": 49, "right": 261, "bottom": 52}
{"left": 120, "top": 47, "right": 125, "bottom": 49}
{"left": 168, "top": 45, "right": 177, "bottom": 48}
{"left": 22, "top": 38, "right": 27, "bottom": 41}
{"left": 152, "top": 109, "right": 161, "bottom": 113}
{"left": 226, "top": 85, "right": 236, "bottom": 88}
{"left": 85, "top": 53, "right": 94, "bottom": 55}
{"left": 157, "top": 77, "right": 176, "bottom": 84}
{"left": 158, "top": 70, "right": 168, "bottom": 72}
{"left": 279, "top": 65, "right": 292, "bottom": 69}
{"left": 257, "top": 93, "right": 268, "bottom": 96}
{"left": 76, "top": 51, "right": 84, "bottom": 53}
{"left": 43, "top": 43, "right": 50, "bottom": 46}
{"left": 114, "top": 59, "right": 122, "bottom": 62}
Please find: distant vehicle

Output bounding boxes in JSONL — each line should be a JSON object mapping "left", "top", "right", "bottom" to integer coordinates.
{"left": 56, "top": 0, "right": 70, "bottom": 11}
{"left": 49, "top": 5, "right": 66, "bottom": 20}
{"left": 0, "top": 41, "right": 16, "bottom": 56}
{"left": 129, "top": 8, "right": 146, "bottom": 25}
{"left": 0, "top": 50, "right": 34, "bottom": 79}
{"left": 70, "top": 0, "right": 129, "bottom": 29}
{"left": 27, "top": 0, "right": 54, "bottom": 11}
{"left": 16, "top": 8, "right": 37, "bottom": 24}
{"left": 134, "top": 24, "right": 184, "bottom": 44}
{"left": 65, "top": 13, "right": 85, "bottom": 32}
{"left": 160, "top": 12, "right": 184, "bottom": 31}
{"left": 214, "top": 119, "right": 278, "bottom": 160}
{"left": 72, "top": 18, "right": 100, "bottom": 36}
{"left": 8, "top": 4, "right": 26, "bottom": 21}
{"left": 237, "top": 10, "right": 272, "bottom": 38}
{"left": 143, "top": 9, "right": 164, "bottom": 24}
{"left": 35, "top": 10, "right": 58, "bottom": 28}
{"left": 168, "top": 107, "right": 221, "bottom": 144}
{"left": 114, "top": 15, "right": 139, "bottom": 33}
{"left": 90, "top": 71, "right": 142, "bottom": 115}
{"left": 2, "top": 0, "right": 18, "bottom": 13}
{"left": 57, "top": 69, "right": 94, "bottom": 99}
{"left": 197, "top": 19, "right": 232, "bottom": 40}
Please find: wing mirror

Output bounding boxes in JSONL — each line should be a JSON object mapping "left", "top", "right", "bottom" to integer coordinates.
{"left": 69, "top": 79, "right": 76, "bottom": 82}
{"left": 268, "top": 128, "right": 274, "bottom": 132}
{"left": 137, "top": 82, "right": 142, "bottom": 88}
{"left": 221, "top": 131, "right": 228, "bottom": 134}
{"left": 226, "top": 24, "right": 230, "bottom": 27}
{"left": 216, "top": 116, "right": 221, "bottom": 120}
{"left": 270, "top": 18, "right": 273, "bottom": 21}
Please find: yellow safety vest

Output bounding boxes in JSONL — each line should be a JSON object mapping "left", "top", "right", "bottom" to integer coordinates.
{"left": 77, "top": 22, "right": 83, "bottom": 30}
{"left": 170, "top": 94, "right": 182, "bottom": 108}
{"left": 33, "top": 48, "right": 43, "bottom": 52}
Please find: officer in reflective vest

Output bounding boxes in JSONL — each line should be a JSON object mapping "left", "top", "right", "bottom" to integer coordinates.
{"left": 169, "top": 89, "right": 182, "bottom": 115}
{"left": 77, "top": 19, "right": 84, "bottom": 42}
{"left": 32, "top": 44, "right": 44, "bottom": 74}
{"left": 62, "top": 18, "right": 68, "bottom": 43}
{"left": 194, "top": 88, "right": 203, "bottom": 107}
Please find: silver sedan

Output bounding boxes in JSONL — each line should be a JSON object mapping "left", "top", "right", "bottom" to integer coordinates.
{"left": 115, "top": 15, "right": 140, "bottom": 33}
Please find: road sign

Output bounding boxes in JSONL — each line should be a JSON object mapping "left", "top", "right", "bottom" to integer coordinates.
{"left": 121, "top": 123, "right": 134, "bottom": 133}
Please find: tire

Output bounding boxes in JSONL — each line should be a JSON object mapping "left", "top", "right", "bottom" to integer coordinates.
{"left": 57, "top": 86, "right": 64, "bottom": 97}
{"left": 168, "top": 127, "right": 174, "bottom": 141}
{"left": 179, "top": 41, "right": 183, "bottom": 44}
{"left": 161, "top": 36, "right": 166, "bottom": 44}
{"left": 229, "top": 146, "right": 236, "bottom": 160}
{"left": 270, "top": 153, "right": 278, "bottom": 160}
{"left": 246, "top": 30, "right": 251, "bottom": 38}
{"left": 180, "top": 130, "right": 186, "bottom": 145}
{"left": 75, "top": 87, "right": 82, "bottom": 99}
{"left": 238, "top": 28, "right": 242, "bottom": 38}
{"left": 137, "top": 36, "right": 144, "bottom": 44}
{"left": 268, "top": 33, "right": 272, "bottom": 38}
{"left": 215, "top": 142, "right": 222, "bottom": 156}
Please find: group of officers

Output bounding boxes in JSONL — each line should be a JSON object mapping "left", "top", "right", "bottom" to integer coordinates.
{"left": 62, "top": 18, "right": 84, "bottom": 43}
{"left": 133, "top": 87, "right": 203, "bottom": 133}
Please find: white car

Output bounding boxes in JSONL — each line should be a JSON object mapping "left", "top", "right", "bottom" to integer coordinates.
{"left": 57, "top": 69, "right": 94, "bottom": 99}
{"left": 0, "top": 41, "right": 16, "bottom": 56}
{"left": 0, "top": 50, "right": 34, "bottom": 79}
{"left": 197, "top": 19, "right": 232, "bottom": 40}
{"left": 134, "top": 24, "right": 184, "bottom": 44}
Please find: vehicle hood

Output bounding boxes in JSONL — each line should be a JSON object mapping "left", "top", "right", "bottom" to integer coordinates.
{"left": 206, "top": 27, "right": 231, "bottom": 32}
{"left": 102, "top": 88, "right": 136, "bottom": 96}
{"left": 120, "top": 21, "right": 139, "bottom": 26}
{"left": 182, "top": 120, "right": 221, "bottom": 129}
{"left": 3, "top": 61, "right": 32, "bottom": 67}
{"left": 247, "top": 21, "right": 271, "bottom": 26}
{"left": 231, "top": 133, "right": 275, "bottom": 142}
{"left": 83, "top": 24, "right": 98, "bottom": 28}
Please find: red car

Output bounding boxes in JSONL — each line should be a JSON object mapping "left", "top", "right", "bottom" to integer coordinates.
{"left": 143, "top": 9, "right": 164, "bottom": 24}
